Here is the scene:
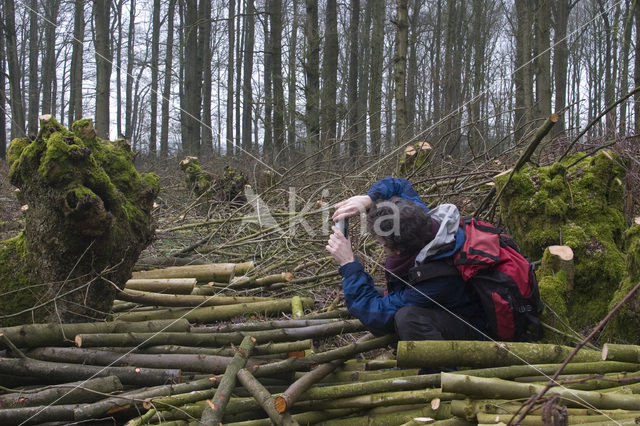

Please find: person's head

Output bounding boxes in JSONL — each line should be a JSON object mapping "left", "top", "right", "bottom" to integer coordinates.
{"left": 366, "top": 196, "right": 434, "bottom": 255}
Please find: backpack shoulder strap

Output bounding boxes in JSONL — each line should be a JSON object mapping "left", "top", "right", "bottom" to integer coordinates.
{"left": 408, "top": 259, "right": 460, "bottom": 284}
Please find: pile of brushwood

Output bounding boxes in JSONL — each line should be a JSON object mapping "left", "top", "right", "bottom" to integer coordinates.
{"left": 3, "top": 261, "right": 640, "bottom": 425}
{"left": 2, "top": 115, "right": 640, "bottom": 425}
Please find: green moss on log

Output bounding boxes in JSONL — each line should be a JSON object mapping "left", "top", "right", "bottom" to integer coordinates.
{"left": 495, "top": 151, "right": 627, "bottom": 330}
{"left": 0, "top": 116, "right": 159, "bottom": 325}
{"left": 603, "top": 223, "right": 640, "bottom": 342}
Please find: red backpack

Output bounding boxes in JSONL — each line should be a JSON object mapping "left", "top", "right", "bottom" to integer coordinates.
{"left": 408, "top": 217, "right": 544, "bottom": 341}
{"left": 454, "top": 217, "right": 544, "bottom": 341}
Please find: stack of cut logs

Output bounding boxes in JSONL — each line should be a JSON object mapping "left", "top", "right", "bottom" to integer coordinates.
{"left": 2, "top": 262, "right": 640, "bottom": 425}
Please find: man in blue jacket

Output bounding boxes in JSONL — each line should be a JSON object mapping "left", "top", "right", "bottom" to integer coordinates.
{"left": 326, "top": 177, "right": 486, "bottom": 340}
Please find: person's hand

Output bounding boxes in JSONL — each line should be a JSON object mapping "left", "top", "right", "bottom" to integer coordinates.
{"left": 332, "top": 195, "right": 373, "bottom": 222}
{"left": 326, "top": 226, "right": 355, "bottom": 266}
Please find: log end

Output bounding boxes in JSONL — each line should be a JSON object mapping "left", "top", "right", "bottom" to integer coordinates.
{"left": 284, "top": 272, "right": 294, "bottom": 282}
{"left": 75, "top": 335, "right": 82, "bottom": 347}
{"left": 602, "top": 343, "right": 610, "bottom": 361}
{"left": 549, "top": 113, "right": 559, "bottom": 123}
{"left": 634, "top": 217, "right": 640, "bottom": 226}
{"left": 288, "top": 351, "right": 306, "bottom": 358}
{"left": 548, "top": 245, "right": 574, "bottom": 261}
{"left": 274, "top": 395, "right": 287, "bottom": 414}
{"left": 142, "top": 398, "right": 153, "bottom": 410}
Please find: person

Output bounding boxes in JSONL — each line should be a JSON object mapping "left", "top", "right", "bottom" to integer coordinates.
{"left": 326, "top": 177, "right": 487, "bottom": 340}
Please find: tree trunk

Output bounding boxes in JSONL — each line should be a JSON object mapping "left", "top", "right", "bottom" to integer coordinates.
{"left": 346, "top": 0, "right": 360, "bottom": 158}
{"left": 534, "top": 0, "right": 551, "bottom": 120}
{"left": 124, "top": 0, "right": 135, "bottom": 138}
{"left": 226, "top": 0, "right": 235, "bottom": 155}
{"left": 263, "top": 1, "right": 273, "bottom": 158}
{"left": 94, "top": 0, "right": 112, "bottom": 139}
{"left": 358, "top": 0, "right": 372, "bottom": 150}
{"left": 320, "top": 0, "right": 338, "bottom": 154}
{"left": 200, "top": 0, "right": 213, "bottom": 155}
{"left": 0, "top": 117, "right": 158, "bottom": 325}
{"left": 406, "top": 0, "right": 421, "bottom": 139}
{"left": 287, "top": 0, "right": 299, "bottom": 154}
{"left": 149, "top": 0, "right": 161, "bottom": 155}
{"left": 237, "top": 368, "right": 300, "bottom": 426}
{"left": 597, "top": 0, "right": 619, "bottom": 137}
{"left": 394, "top": 0, "right": 409, "bottom": 146}
{"left": 131, "top": 261, "right": 254, "bottom": 283}
{"left": 184, "top": 0, "right": 201, "bottom": 156}
{"left": 235, "top": 0, "right": 243, "bottom": 151}
{"left": 0, "top": 8, "right": 6, "bottom": 160}
{"left": 271, "top": 0, "right": 285, "bottom": 161}
{"left": 552, "top": 0, "right": 570, "bottom": 137}
{"left": 27, "top": 0, "right": 39, "bottom": 136}
{"left": 241, "top": 0, "right": 255, "bottom": 153}
{"left": 3, "top": 0, "right": 25, "bottom": 138}
{"left": 618, "top": 0, "right": 634, "bottom": 135}
{"left": 304, "top": 0, "right": 320, "bottom": 158}
{"left": 368, "top": 0, "right": 385, "bottom": 155}
{"left": 635, "top": 1, "right": 640, "bottom": 135}
{"left": 514, "top": 0, "right": 534, "bottom": 142}
{"left": 41, "top": 1, "right": 60, "bottom": 116}
{"left": 160, "top": 0, "right": 175, "bottom": 157}
{"left": 115, "top": 0, "right": 123, "bottom": 137}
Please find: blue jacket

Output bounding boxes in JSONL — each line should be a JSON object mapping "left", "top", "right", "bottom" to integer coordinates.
{"left": 340, "top": 177, "right": 482, "bottom": 336}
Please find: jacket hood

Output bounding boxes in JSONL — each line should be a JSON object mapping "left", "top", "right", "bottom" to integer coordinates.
{"left": 415, "top": 203, "right": 460, "bottom": 263}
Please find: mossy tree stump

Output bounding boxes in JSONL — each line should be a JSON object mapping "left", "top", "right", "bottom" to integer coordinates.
{"left": 495, "top": 151, "right": 627, "bottom": 330}
{"left": 179, "top": 156, "right": 246, "bottom": 203}
{"left": 0, "top": 116, "right": 159, "bottom": 325}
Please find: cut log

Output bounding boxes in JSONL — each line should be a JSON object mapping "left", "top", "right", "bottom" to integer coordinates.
{"left": 291, "top": 296, "right": 304, "bottom": 318}
{"left": 230, "top": 272, "right": 294, "bottom": 289}
{"left": 602, "top": 343, "right": 640, "bottom": 362}
{"left": 0, "top": 356, "right": 181, "bottom": 386}
{"left": 113, "top": 297, "right": 313, "bottom": 322}
{"left": 544, "top": 245, "right": 575, "bottom": 290}
{"left": 124, "top": 278, "right": 196, "bottom": 294}
{"left": 237, "top": 368, "right": 300, "bottom": 426}
{"left": 0, "top": 319, "right": 190, "bottom": 349}
{"left": 397, "top": 340, "right": 602, "bottom": 368}
{"left": 131, "top": 261, "right": 255, "bottom": 283}
{"left": 193, "top": 319, "right": 339, "bottom": 333}
{"left": 28, "top": 347, "right": 259, "bottom": 374}
{"left": 116, "top": 288, "right": 275, "bottom": 307}
{"left": 441, "top": 372, "right": 640, "bottom": 410}
{"left": 201, "top": 335, "right": 256, "bottom": 424}
{"left": 75, "top": 319, "right": 363, "bottom": 348}
{"left": 0, "top": 376, "right": 122, "bottom": 408}
{"left": 138, "top": 339, "right": 314, "bottom": 357}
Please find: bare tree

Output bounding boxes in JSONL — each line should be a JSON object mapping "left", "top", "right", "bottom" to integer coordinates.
{"left": 271, "top": 0, "right": 285, "bottom": 159}
{"left": 368, "top": 0, "right": 385, "bottom": 155}
{"left": 3, "top": 0, "right": 25, "bottom": 138}
{"left": 635, "top": 0, "right": 640, "bottom": 135}
{"left": 94, "top": 0, "right": 112, "bottom": 139}
{"left": 27, "top": 0, "right": 39, "bottom": 135}
{"left": 347, "top": 0, "right": 360, "bottom": 157}
{"left": 160, "top": 0, "right": 175, "bottom": 158}
{"left": 263, "top": 0, "right": 273, "bottom": 157}
{"left": 200, "top": 0, "right": 213, "bottom": 155}
{"left": 226, "top": 0, "right": 235, "bottom": 156}
{"left": 514, "top": 0, "right": 534, "bottom": 141}
{"left": 394, "top": 0, "right": 408, "bottom": 146}
{"left": 534, "top": 0, "right": 551, "bottom": 120}
{"left": 304, "top": 0, "right": 320, "bottom": 156}
{"left": 618, "top": 0, "right": 634, "bottom": 135}
{"left": 0, "top": 6, "right": 6, "bottom": 159}
{"left": 115, "top": 0, "right": 123, "bottom": 136}
{"left": 321, "top": 0, "right": 338, "bottom": 151}
{"left": 288, "top": 0, "right": 299, "bottom": 152}
{"left": 184, "top": 0, "right": 201, "bottom": 155}
{"left": 241, "top": 0, "right": 255, "bottom": 152}
{"left": 124, "top": 0, "right": 135, "bottom": 138}
{"left": 149, "top": 0, "right": 161, "bottom": 155}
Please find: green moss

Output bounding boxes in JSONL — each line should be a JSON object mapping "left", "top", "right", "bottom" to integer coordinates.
{"left": 0, "top": 233, "right": 37, "bottom": 326}
{"left": 495, "top": 151, "right": 627, "bottom": 332}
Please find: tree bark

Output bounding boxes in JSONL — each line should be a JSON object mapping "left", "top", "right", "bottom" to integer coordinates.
{"left": 271, "top": 0, "right": 285, "bottom": 160}
{"left": 94, "top": 0, "right": 112, "bottom": 139}
{"left": 124, "top": 278, "right": 197, "bottom": 294}
{"left": 200, "top": 0, "right": 213, "bottom": 155}
{"left": 225, "top": 0, "right": 235, "bottom": 155}
{"left": 27, "top": 0, "right": 39, "bottom": 136}
{"left": 394, "top": 0, "right": 409, "bottom": 146}
{"left": 241, "top": 0, "right": 255, "bottom": 153}
{"left": 229, "top": 271, "right": 293, "bottom": 289}
{"left": 113, "top": 298, "right": 314, "bottom": 323}
{"left": 0, "top": 319, "right": 190, "bottom": 349}
{"left": 0, "top": 7, "right": 6, "bottom": 160}
{"left": 346, "top": 0, "right": 360, "bottom": 158}
{"left": 149, "top": 0, "right": 161, "bottom": 155}
{"left": 116, "top": 289, "right": 274, "bottom": 307}
{"left": 3, "top": 0, "right": 25, "bottom": 138}
{"left": 237, "top": 368, "right": 300, "bottom": 426}
{"left": 320, "top": 0, "right": 338, "bottom": 153}
{"left": 441, "top": 372, "right": 640, "bottom": 410}
{"left": 201, "top": 336, "right": 256, "bottom": 424}
{"left": 287, "top": 0, "right": 299, "bottom": 154}
{"left": 263, "top": 1, "right": 273, "bottom": 157}
{"left": 184, "top": 0, "right": 201, "bottom": 156}
{"left": 534, "top": 0, "right": 552, "bottom": 120}
{"left": 397, "top": 340, "right": 602, "bottom": 368}
{"left": 0, "top": 376, "right": 122, "bottom": 409}
{"left": 275, "top": 360, "right": 342, "bottom": 413}
{"left": 552, "top": 0, "right": 571, "bottom": 137}
{"left": 304, "top": 0, "right": 320, "bottom": 158}
{"left": 0, "top": 356, "right": 181, "bottom": 386}
{"left": 124, "top": 0, "right": 135, "bottom": 138}
{"left": 140, "top": 339, "right": 313, "bottom": 357}
{"left": 368, "top": 0, "right": 385, "bottom": 155}
{"left": 602, "top": 344, "right": 640, "bottom": 363}
{"left": 514, "top": 0, "right": 534, "bottom": 142}
{"left": 131, "top": 261, "right": 255, "bottom": 283}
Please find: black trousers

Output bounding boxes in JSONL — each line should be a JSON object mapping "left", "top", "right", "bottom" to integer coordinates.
{"left": 393, "top": 305, "right": 486, "bottom": 341}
